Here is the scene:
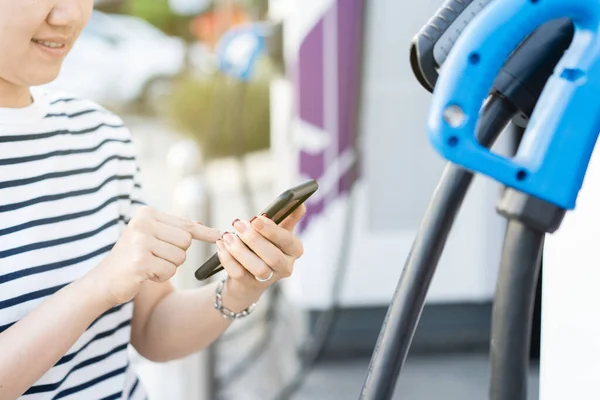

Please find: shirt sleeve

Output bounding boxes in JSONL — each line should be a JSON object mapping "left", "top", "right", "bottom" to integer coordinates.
{"left": 118, "top": 124, "right": 148, "bottom": 225}
{"left": 126, "top": 163, "right": 147, "bottom": 223}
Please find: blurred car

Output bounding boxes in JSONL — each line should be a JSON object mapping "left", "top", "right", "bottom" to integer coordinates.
{"left": 43, "top": 11, "right": 187, "bottom": 112}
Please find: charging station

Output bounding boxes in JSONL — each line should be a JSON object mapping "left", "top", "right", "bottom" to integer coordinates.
{"left": 362, "top": 0, "right": 600, "bottom": 399}
{"left": 269, "top": 0, "right": 515, "bottom": 356}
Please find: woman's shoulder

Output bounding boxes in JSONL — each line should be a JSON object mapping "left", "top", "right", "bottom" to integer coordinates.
{"left": 32, "top": 87, "right": 126, "bottom": 126}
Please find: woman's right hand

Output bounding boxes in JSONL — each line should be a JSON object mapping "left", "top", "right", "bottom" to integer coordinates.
{"left": 90, "top": 206, "right": 221, "bottom": 306}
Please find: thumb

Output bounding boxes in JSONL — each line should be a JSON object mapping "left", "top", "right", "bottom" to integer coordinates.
{"left": 279, "top": 204, "right": 307, "bottom": 232}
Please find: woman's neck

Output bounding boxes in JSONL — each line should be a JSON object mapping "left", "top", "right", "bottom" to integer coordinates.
{"left": 0, "top": 78, "right": 32, "bottom": 108}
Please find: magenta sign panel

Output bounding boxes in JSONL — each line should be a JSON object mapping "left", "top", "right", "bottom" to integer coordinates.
{"left": 294, "top": 0, "right": 366, "bottom": 233}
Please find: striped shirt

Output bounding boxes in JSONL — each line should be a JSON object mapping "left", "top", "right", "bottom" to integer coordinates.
{"left": 0, "top": 87, "right": 147, "bottom": 399}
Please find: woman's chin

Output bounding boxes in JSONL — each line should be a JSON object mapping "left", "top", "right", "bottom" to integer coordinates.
{"left": 25, "top": 67, "right": 63, "bottom": 87}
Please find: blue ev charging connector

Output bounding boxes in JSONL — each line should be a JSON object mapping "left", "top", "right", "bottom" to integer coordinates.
{"left": 410, "top": 0, "right": 493, "bottom": 93}
{"left": 426, "top": 0, "right": 600, "bottom": 211}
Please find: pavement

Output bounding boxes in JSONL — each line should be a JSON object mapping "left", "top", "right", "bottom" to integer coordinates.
{"left": 296, "top": 354, "right": 539, "bottom": 400}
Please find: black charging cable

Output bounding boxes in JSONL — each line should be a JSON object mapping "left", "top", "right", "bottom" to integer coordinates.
{"left": 489, "top": 221, "right": 544, "bottom": 399}
{"left": 490, "top": 186, "right": 566, "bottom": 400}
{"left": 359, "top": 93, "right": 517, "bottom": 400}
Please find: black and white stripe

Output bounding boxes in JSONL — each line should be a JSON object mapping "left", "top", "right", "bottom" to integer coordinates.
{"left": 1, "top": 88, "right": 147, "bottom": 399}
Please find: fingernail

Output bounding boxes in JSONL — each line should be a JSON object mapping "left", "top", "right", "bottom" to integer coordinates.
{"left": 253, "top": 217, "right": 265, "bottom": 230}
{"left": 216, "top": 239, "right": 224, "bottom": 250}
{"left": 233, "top": 220, "right": 247, "bottom": 234}
{"left": 223, "top": 232, "right": 235, "bottom": 244}
{"left": 231, "top": 218, "right": 240, "bottom": 227}
{"left": 250, "top": 216, "right": 258, "bottom": 223}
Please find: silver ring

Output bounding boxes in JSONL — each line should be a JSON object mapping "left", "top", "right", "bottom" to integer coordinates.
{"left": 255, "top": 269, "right": 274, "bottom": 282}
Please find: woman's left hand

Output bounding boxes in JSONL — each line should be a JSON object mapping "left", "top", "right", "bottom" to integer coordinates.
{"left": 215, "top": 204, "right": 307, "bottom": 305}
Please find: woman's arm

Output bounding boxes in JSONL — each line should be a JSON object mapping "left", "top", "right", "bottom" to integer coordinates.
{"left": 0, "top": 206, "right": 220, "bottom": 399}
{"left": 0, "top": 273, "right": 113, "bottom": 399}
{"left": 130, "top": 277, "right": 260, "bottom": 362}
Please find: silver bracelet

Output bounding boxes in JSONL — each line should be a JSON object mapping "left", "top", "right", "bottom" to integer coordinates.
{"left": 213, "top": 278, "right": 257, "bottom": 320}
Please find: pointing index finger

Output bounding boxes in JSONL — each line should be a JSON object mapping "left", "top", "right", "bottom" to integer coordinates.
{"left": 189, "top": 222, "right": 222, "bottom": 243}
{"left": 154, "top": 211, "right": 221, "bottom": 243}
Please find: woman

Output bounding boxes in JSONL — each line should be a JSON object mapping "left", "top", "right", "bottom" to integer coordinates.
{"left": 0, "top": 1, "right": 306, "bottom": 399}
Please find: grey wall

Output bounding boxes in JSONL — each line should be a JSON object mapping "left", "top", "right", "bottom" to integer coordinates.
{"left": 361, "top": 0, "right": 454, "bottom": 231}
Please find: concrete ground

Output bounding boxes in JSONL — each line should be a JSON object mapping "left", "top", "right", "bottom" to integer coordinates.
{"left": 295, "top": 354, "right": 539, "bottom": 400}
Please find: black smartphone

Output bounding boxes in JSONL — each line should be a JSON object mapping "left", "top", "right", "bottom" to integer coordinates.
{"left": 194, "top": 179, "right": 319, "bottom": 281}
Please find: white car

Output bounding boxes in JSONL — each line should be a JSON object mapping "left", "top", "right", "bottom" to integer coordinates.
{"left": 43, "top": 11, "right": 187, "bottom": 111}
